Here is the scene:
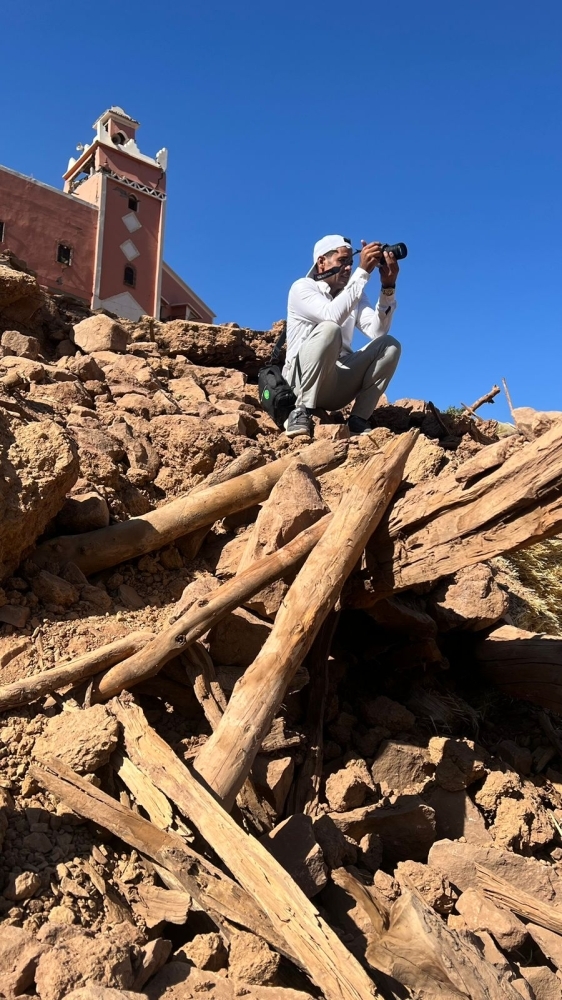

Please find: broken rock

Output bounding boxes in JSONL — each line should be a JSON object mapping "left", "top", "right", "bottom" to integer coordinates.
{"left": 330, "top": 795, "right": 436, "bottom": 863}
{"left": 428, "top": 736, "right": 487, "bottom": 791}
{"left": 261, "top": 813, "right": 328, "bottom": 898}
{"left": 180, "top": 932, "right": 227, "bottom": 972}
{"left": 227, "top": 930, "right": 280, "bottom": 984}
{"left": 455, "top": 886, "right": 528, "bottom": 950}
{"left": 360, "top": 695, "right": 415, "bottom": 733}
{"left": 34, "top": 927, "right": 134, "bottom": 1000}
{"left": 73, "top": 315, "right": 129, "bottom": 354}
{"left": 34, "top": 704, "right": 119, "bottom": 774}
{"left": 394, "top": 859, "right": 457, "bottom": 914}
{"left": 371, "top": 740, "right": 434, "bottom": 795}
{"left": 0, "top": 924, "right": 45, "bottom": 999}
{"left": 32, "top": 569, "right": 80, "bottom": 608}
{"left": 0, "top": 411, "right": 78, "bottom": 581}
{"left": 324, "top": 757, "right": 375, "bottom": 812}
{"left": 428, "top": 839, "right": 562, "bottom": 903}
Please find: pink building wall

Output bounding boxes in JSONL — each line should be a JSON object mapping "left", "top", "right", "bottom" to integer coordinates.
{"left": 0, "top": 167, "right": 97, "bottom": 301}
{"left": 160, "top": 264, "right": 214, "bottom": 323}
{"left": 0, "top": 107, "right": 214, "bottom": 323}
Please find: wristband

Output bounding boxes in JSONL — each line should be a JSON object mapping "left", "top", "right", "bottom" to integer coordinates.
{"left": 381, "top": 286, "right": 395, "bottom": 296}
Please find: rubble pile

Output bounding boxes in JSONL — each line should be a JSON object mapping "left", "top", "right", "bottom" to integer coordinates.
{"left": 1, "top": 255, "right": 562, "bottom": 1000}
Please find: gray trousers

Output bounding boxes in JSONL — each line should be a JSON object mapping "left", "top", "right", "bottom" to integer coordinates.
{"left": 289, "top": 322, "right": 401, "bottom": 419}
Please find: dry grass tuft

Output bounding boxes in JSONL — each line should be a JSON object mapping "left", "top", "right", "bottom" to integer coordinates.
{"left": 492, "top": 535, "right": 562, "bottom": 635}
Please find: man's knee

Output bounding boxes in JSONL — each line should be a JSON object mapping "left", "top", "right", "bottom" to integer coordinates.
{"left": 313, "top": 321, "right": 342, "bottom": 349}
{"left": 379, "top": 334, "right": 401, "bottom": 360}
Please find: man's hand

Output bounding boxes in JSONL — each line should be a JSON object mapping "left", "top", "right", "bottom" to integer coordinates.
{"left": 380, "top": 250, "right": 399, "bottom": 288}
{"left": 359, "top": 240, "right": 384, "bottom": 274}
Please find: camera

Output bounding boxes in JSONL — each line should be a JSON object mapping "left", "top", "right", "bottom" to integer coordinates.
{"left": 380, "top": 242, "right": 408, "bottom": 261}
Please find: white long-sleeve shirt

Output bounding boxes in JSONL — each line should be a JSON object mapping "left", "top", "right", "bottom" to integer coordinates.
{"left": 284, "top": 267, "right": 396, "bottom": 376}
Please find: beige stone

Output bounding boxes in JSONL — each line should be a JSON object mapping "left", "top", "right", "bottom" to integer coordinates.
{"left": 428, "top": 736, "right": 487, "bottom": 791}
{"left": 1, "top": 329, "right": 41, "bottom": 359}
{"left": 428, "top": 562, "right": 509, "bottom": 631}
{"left": 455, "top": 887, "right": 528, "bottom": 950}
{"left": 518, "top": 965, "right": 562, "bottom": 1000}
{"left": 228, "top": 931, "right": 280, "bottom": 984}
{"left": 395, "top": 859, "right": 457, "bottom": 914}
{"left": 73, "top": 315, "right": 129, "bottom": 353}
{"left": 34, "top": 704, "right": 119, "bottom": 774}
{"left": 428, "top": 839, "right": 562, "bottom": 904}
{"left": 0, "top": 412, "right": 78, "bottom": 581}
{"left": 180, "top": 932, "right": 227, "bottom": 972}
{"left": 325, "top": 758, "right": 375, "bottom": 812}
{"left": 3, "top": 870, "right": 42, "bottom": 901}
{"left": 252, "top": 754, "right": 294, "bottom": 815}
{"left": 371, "top": 740, "right": 434, "bottom": 794}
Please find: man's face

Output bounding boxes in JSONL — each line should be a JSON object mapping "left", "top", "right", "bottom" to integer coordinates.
{"left": 316, "top": 245, "right": 354, "bottom": 292}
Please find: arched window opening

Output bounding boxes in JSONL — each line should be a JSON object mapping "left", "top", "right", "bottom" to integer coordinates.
{"left": 112, "top": 131, "right": 127, "bottom": 146}
{"left": 124, "top": 265, "right": 136, "bottom": 288}
{"left": 128, "top": 195, "right": 139, "bottom": 212}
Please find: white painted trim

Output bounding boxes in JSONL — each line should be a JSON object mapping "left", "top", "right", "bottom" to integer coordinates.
{"left": 154, "top": 186, "right": 167, "bottom": 318}
{"left": 91, "top": 172, "right": 107, "bottom": 308}
{"left": 162, "top": 260, "right": 216, "bottom": 319}
{"left": 0, "top": 163, "right": 98, "bottom": 209}
{"left": 97, "top": 290, "right": 146, "bottom": 321}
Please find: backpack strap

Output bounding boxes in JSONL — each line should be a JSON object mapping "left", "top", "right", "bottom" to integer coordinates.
{"left": 269, "top": 327, "right": 287, "bottom": 366}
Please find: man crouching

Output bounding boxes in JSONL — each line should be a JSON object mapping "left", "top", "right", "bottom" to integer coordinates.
{"left": 283, "top": 235, "right": 401, "bottom": 437}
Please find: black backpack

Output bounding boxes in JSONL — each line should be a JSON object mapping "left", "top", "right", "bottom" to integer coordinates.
{"left": 257, "top": 328, "right": 297, "bottom": 429}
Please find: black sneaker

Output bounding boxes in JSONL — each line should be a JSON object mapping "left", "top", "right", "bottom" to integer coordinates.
{"left": 284, "top": 406, "right": 313, "bottom": 438}
{"left": 348, "top": 415, "right": 372, "bottom": 435}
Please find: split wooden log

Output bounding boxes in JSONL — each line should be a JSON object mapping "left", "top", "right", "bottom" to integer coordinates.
{"left": 361, "top": 420, "right": 562, "bottom": 597}
{"left": 0, "top": 631, "right": 153, "bottom": 713}
{"left": 475, "top": 625, "right": 562, "bottom": 713}
{"left": 114, "top": 699, "right": 380, "bottom": 1000}
{"left": 367, "top": 889, "right": 523, "bottom": 999}
{"left": 477, "top": 864, "right": 562, "bottom": 936}
{"left": 94, "top": 514, "right": 331, "bottom": 699}
{"left": 194, "top": 430, "right": 417, "bottom": 808}
{"left": 32, "top": 438, "right": 345, "bottom": 576}
{"left": 29, "top": 754, "right": 292, "bottom": 959}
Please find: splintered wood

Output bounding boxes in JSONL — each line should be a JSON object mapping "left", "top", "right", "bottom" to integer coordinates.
{"left": 194, "top": 431, "right": 418, "bottom": 807}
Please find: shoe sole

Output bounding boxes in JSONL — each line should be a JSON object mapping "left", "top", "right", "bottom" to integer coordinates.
{"left": 284, "top": 427, "right": 312, "bottom": 438}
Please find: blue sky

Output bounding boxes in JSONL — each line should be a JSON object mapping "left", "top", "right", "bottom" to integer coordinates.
{"left": 2, "top": 0, "right": 561, "bottom": 420}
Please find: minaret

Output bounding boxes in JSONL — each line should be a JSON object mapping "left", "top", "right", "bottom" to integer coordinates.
{"left": 63, "top": 107, "right": 168, "bottom": 320}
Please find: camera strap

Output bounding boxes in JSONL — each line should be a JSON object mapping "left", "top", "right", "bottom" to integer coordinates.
{"left": 269, "top": 327, "right": 287, "bottom": 367}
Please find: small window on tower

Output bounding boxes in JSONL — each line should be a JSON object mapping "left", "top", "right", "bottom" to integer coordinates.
{"left": 57, "top": 243, "right": 72, "bottom": 266}
{"left": 0, "top": 222, "right": 5, "bottom": 243}
{"left": 124, "top": 265, "right": 136, "bottom": 288}
{"left": 128, "top": 195, "right": 138, "bottom": 212}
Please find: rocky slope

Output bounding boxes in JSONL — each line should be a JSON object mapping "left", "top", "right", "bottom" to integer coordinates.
{"left": 1, "top": 254, "right": 562, "bottom": 1000}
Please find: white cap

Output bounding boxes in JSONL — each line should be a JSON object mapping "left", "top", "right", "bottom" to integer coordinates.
{"left": 306, "top": 235, "right": 352, "bottom": 277}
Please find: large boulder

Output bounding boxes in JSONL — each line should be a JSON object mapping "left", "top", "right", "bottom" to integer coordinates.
{"left": 152, "top": 320, "right": 277, "bottom": 377}
{"left": 0, "top": 411, "right": 78, "bottom": 581}
{"left": 72, "top": 315, "right": 129, "bottom": 354}
{"left": 0, "top": 262, "right": 42, "bottom": 327}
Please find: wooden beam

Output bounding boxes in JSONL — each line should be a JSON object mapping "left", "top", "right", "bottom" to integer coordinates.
{"left": 194, "top": 431, "right": 417, "bottom": 808}
{"left": 94, "top": 515, "right": 331, "bottom": 699}
{"left": 33, "top": 439, "right": 346, "bottom": 576}
{"left": 0, "top": 631, "right": 153, "bottom": 712}
{"left": 476, "top": 624, "right": 562, "bottom": 713}
{"left": 114, "top": 699, "right": 380, "bottom": 1000}
{"left": 29, "top": 754, "right": 292, "bottom": 959}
